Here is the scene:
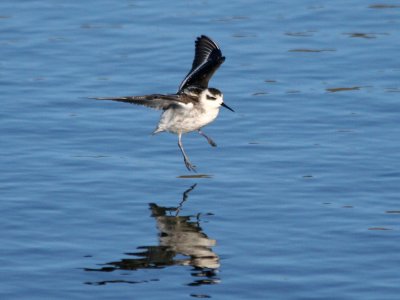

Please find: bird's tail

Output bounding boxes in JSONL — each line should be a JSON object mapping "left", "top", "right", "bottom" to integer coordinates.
{"left": 152, "top": 127, "right": 164, "bottom": 135}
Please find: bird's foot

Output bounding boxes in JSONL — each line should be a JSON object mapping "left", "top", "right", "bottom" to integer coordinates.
{"left": 184, "top": 159, "right": 197, "bottom": 172}
{"left": 208, "top": 139, "right": 217, "bottom": 147}
{"left": 198, "top": 130, "right": 217, "bottom": 147}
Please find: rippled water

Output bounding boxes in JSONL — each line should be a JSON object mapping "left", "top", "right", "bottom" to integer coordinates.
{"left": 1, "top": 0, "right": 400, "bottom": 299}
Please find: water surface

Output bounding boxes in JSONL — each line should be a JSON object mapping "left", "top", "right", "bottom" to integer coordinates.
{"left": 1, "top": 0, "right": 400, "bottom": 299}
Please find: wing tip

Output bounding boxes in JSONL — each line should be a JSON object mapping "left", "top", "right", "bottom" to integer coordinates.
{"left": 195, "top": 35, "right": 220, "bottom": 48}
{"left": 88, "top": 96, "right": 106, "bottom": 100}
{"left": 197, "top": 34, "right": 211, "bottom": 40}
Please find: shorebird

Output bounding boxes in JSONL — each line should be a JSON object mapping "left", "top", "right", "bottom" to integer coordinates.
{"left": 93, "top": 35, "right": 233, "bottom": 171}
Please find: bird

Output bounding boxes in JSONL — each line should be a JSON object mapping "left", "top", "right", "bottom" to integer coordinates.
{"left": 93, "top": 35, "right": 234, "bottom": 172}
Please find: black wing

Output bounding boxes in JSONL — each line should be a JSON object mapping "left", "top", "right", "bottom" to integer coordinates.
{"left": 92, "top": 94, "right": 191, "bottom": 110}
{"left": 178, "top": 35, "right": 225, "bottom": 92}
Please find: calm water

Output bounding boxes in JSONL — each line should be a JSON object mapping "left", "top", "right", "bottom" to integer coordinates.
{"left": 1, "top": 0, "right": 400, "bottom": 299}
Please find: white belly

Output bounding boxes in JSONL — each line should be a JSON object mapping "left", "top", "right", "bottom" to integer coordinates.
{"left": 155, "top": 104, "right": 219, "bottom": 134}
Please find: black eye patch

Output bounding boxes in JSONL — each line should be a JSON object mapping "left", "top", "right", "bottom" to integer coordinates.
{"left": 206, "top": 95, "right": 217, "bottom": 100}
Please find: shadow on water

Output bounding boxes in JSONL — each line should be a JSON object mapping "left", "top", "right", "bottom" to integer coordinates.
{"left": 84, "top": 184, "right": 220, "bottom": 288}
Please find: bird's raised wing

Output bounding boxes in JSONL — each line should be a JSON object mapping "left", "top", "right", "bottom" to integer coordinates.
{"left": 92, "top": 93, "right": 196, "bottom": 110}
{"left": 178, "top": 35, "right": 225, "bottom": 92}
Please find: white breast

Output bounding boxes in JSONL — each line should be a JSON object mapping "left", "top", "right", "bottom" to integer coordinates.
{"left": 155, "top": 103, "right": 220, "bottom": 134}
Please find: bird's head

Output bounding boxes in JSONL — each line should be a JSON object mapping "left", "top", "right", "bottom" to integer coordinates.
{"left": 201, "top": 88, "right": 234, "bottom": 112}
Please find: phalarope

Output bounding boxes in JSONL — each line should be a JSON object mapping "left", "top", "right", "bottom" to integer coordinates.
{"left": 94, "top": 35, "right": 233, "bottom": 171}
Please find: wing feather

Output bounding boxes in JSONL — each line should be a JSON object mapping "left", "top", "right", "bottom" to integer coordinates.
{"left": 178, "top": 35, "right": 225, "bottom": 92}
{"left": 91, "top": 93, "right": 196, "bottom": 110}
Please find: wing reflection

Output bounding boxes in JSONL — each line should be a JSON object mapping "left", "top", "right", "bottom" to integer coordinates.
{"left": 85, "top": 184, "right": 220, "bottom": 286}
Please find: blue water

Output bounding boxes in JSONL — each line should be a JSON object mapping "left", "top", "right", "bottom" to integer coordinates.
{"left": 1, "top": 0, "right": 400, "bottom": 299}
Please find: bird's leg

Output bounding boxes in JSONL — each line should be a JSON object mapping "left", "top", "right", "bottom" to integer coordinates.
{"left": 198, "top": 130, "right": 217, "bottom": 147}
{"left": 178, "top": 134, "right": 196, "bottom": 172}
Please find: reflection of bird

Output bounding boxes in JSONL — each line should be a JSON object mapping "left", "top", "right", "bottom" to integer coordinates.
{"left": 150, "top": 205, "right": 219, "bottom": 270}
{"left": 84, "top": 184, "right": 220, "bottom": 287}
{"left": 93, "top": 35, "right": 234, "bottom": 171}
{"left": 148, "top": 184, "right": 219, "bottom": 269}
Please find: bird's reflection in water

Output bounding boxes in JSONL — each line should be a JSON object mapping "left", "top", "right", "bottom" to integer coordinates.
{"left": 85, "top": 184, "right": 220, "bottom": 287}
